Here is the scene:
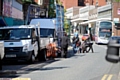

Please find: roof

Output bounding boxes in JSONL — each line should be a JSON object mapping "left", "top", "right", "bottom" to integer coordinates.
{"left": 30, "top": 19, "right": 55, "bottom": 29}
{"left": 80, "top": 18, "right": 111, "bottom": 25}
{"left": 0, "top": 25, "right": 35, "bottom": 29}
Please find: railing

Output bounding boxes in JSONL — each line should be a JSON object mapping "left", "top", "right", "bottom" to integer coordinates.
{"left": 71, "top": 14, "right": 79, "bottom": 19}
{"left": 98, "top": 4, "right": 111, "bottom": 12}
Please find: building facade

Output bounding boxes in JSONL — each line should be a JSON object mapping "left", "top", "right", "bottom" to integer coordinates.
{"left": 60, "top": 0, "right": 107, "bottom": 9}
{"left": 112, "top": 2, "right": 120, "bottom": 36}
{"left": 0, "top": 0, "right": 24, "bottom": 26}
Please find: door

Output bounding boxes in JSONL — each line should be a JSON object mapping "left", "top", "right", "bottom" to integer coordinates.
{"left": 32, "top": 29, "right": 38, "bottom": 56}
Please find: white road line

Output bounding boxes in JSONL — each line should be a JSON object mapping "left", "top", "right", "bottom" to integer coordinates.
{"left": 101, "top": 75, "right": 108, "bottom": 80}
{"left": 107, "top": 75, "right": 113, "bottom": 80}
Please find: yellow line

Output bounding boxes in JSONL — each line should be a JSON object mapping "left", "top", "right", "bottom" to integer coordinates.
{"left": 107, "top": 75, "right": 113, "bottom": 80}
{"left": 12, "top": 78, "right": 31, "bottom": 80}
{"left": 101, "top": 75, "right": 108, "bottom": 80}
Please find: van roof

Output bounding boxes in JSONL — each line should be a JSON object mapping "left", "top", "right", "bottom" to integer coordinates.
{"left": 30, "top": 18, "right": 55, "bottom": 29}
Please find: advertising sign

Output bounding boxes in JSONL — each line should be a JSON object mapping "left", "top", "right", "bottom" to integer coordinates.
{"left": 56, "top": 4, "right": 64, "bottom": 46}
{"left": 12, "top": 7, "right": 23, "bottom": 19}
{"left": 3, "top": 0, "right": 12, "bottom": 17}
{"left": 56, "top": 4, "right": 64, "bottom": 34}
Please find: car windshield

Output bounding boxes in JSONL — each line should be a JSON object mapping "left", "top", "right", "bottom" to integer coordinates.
{"left": 0, "top": 28, "right": 31, "bottom": 40}
{"left": 40, "top": 28, "right": 54, "bottom": 38}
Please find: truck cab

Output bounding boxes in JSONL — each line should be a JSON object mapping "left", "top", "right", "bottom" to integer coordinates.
{"left": 30, "top": 18, "right": 58, "bottom": 58}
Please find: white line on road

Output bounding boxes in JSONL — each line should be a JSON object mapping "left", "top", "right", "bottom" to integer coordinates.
{"left": 101, "top": 75, "right": 108, "bottom": 80}
{"left": 107, "top": 75, "right": 113, "bottom": 80}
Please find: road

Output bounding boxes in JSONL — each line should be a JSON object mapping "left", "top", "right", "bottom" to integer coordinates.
{"left": 0, "top": 44, "right": 120, "bottom": 80}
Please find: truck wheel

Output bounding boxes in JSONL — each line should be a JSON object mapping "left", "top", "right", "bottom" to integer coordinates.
{"left": 0, "top": 59, "right": 2, "bottom": 70}
{"left": 28, "top": 52, "right": 35, "bottom": 63}
{"left": 38, "top": 49, "right": 47, "bottom": 61}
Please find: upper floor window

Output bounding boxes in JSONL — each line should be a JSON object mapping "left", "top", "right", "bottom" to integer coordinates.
{"left": 78, "top": 0, "right": 85, "bottom": 6}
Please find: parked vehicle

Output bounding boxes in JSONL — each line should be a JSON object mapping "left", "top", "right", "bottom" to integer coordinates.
{"left": 0, "top": 25, "right": 43, "bottom": 63}
{"left": 0, "top": 18, "right": 58, "bottom": 63}
{"left": 109, "top": 36, "right": 120, "bottom": 43}
{"left": 30, "top": 19, "right": 57, "bottom": 59}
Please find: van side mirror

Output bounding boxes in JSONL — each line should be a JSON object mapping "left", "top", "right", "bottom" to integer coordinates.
{"left": 53, "top": 38, "right": 58, "bottom": 42}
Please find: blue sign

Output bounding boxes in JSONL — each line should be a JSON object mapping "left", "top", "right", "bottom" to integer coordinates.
{"left": 56, "top": 4, "right": 64, "bottom": 46}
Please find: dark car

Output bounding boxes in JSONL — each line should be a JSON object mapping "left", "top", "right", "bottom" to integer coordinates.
{"left": 109, "top": 36, "right": 120, "bottom": 43}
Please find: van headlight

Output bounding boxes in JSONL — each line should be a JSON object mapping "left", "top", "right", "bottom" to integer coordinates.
{"left": 23, "top": 44, "right": 29, "bottom": 52}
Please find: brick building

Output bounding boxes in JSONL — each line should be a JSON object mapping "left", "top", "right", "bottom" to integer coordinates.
{"left": 112, "top": 2, "right": 120, "bottom": 36}
{"left": 60, "top": 0, "right": 107, "bottom": 9}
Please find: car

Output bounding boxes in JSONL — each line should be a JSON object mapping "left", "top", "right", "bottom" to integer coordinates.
{"left": 109, "top": 36, "right": 120, "bottom": 43}
{"left": 81, "top": 34, "right": 95, "bottom": 41}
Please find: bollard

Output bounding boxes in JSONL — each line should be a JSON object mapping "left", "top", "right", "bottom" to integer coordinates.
{"left": 105, "top": 39, "right": 120, "bottom": 63}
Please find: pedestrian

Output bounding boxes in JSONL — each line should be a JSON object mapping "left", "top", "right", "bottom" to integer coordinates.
{"left": 72, "top": 29, "right": 79, "bottom": 53}
{"left": 60, "top": 32, "right": 69, "bottom": 58}
{"left": 85, "top": 35, "right": 94, "bottom": 53}
{"left": 74, "top": 29, "right": 79, "bottom": 38}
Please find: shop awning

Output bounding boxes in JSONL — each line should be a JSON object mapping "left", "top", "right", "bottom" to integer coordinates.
{"left": 79, "top": 18, "right": 111, "bottom": 25}
{"left": 0, "top": 17, "right": 7, "bottom": 27}
{"left": 71, "top": 18, "right": 88, "bottom": 22}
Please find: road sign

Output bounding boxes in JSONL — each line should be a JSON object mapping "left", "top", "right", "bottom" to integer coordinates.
{"left": 113, "top": 18, "right": 119, "bottom": 23}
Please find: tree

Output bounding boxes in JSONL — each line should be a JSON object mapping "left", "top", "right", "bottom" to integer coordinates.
{"left": 48, "top": 0, "right": 56, "bottom": 18}
{"left": 115, "top": 0, "right": 120, "bottom": 2}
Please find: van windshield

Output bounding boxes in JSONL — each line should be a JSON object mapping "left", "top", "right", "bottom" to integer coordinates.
{"left": 40, "top": 28, "right": 54, "bottom": 38}
{"left": 0, "top": 28, "right": 31, "bottom": 40}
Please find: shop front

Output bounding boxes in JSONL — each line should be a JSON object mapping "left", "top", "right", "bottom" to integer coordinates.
{"left": 0, "top": 16, "right": 24, "bottom": 27}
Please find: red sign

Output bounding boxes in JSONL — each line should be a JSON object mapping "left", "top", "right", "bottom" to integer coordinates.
{"left": 118, "top": 8, "right": 120, "bottom": 15}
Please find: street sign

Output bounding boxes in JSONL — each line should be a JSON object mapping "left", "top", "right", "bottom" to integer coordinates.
{"left": 113, "top": 18, "right": 119, "bottom": 23}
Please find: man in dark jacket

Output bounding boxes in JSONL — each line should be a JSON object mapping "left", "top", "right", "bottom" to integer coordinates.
{"left": 83, "top": 35, "right": 94, "bottom": 53}
{"left": 60, "top": 32, "right": 69, "bottom": 58}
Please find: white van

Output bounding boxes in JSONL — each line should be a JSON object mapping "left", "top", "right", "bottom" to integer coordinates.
{"left": 0, "top": 25, "right": 46, "bottom": 63}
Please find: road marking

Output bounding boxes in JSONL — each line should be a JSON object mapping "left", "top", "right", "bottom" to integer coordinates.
{"left": 12, "top": 78, "right": 31, "bottom": 80}
{"left": 107, "top": 75, "right": 113, "bottom": 80}
{"left": 101, "top": 75, "right": 108, "bottom": 80}
{"left": 101, "top": 74, "right": 113, "bottom": 80}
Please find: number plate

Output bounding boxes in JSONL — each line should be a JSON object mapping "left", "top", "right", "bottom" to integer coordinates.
{"left": 5, "top": 55, "right": 16, "bottom": 57}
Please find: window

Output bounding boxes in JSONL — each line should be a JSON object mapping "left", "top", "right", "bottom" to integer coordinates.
{"left": 78, "top": 0, "right": 85, "bottom": 6}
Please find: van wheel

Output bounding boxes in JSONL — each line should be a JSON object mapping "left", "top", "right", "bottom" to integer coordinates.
{"left": 0, "top": 59, "right": 2, "bottom": 70}
{"left": 28, "top": 52, "right": 35, "bottom": 63}
{"left": 38, "top": 49, "right": 47, "bottom": 61}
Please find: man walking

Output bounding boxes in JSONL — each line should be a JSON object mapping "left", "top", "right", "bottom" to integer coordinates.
{"left": 85, "top": 34, "right": 94, "bottom": 53}
{"left": 60, "top": 32, "right": 69, "bottom": 58}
